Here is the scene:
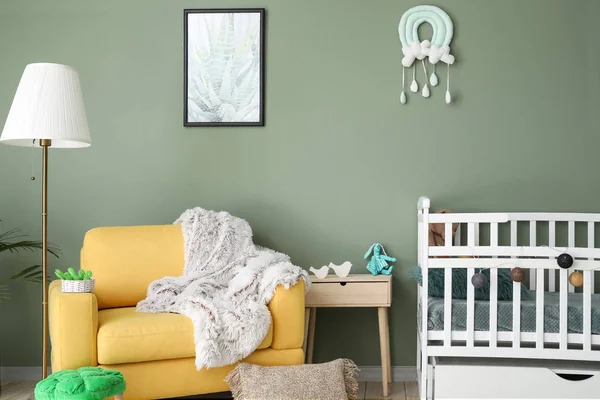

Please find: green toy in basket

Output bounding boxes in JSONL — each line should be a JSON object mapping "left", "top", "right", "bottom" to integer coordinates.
{"left": 56, "top": 268, "right": 95, "bottom": 293}
{"left": 55, "top": 267, "right": 93, "bottom": 280}
{"left": 35, "top": 367, "right": 126, "bottom": 400}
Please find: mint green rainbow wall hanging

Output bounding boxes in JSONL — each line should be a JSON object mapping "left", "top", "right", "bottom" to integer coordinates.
{"left": 399, "top": 5, "right": 455, "bottom": 105}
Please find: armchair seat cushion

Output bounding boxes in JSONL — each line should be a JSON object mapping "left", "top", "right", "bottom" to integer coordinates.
{"left": 97, "top": 307, "right": 273, "bottom": 365}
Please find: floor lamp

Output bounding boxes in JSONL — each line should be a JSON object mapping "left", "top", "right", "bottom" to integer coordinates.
{"left": 0, "top": 63, "right": 91, "bottom": 379}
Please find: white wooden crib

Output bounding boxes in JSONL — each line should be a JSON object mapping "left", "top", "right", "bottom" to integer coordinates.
{"left": 417, "top": 196, "right": 600, "bottom": 399}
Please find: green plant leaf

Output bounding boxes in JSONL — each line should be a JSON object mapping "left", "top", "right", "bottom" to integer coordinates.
{"left": 22, "top": 271, "right": 41, "bottom": 279}
{"left": 10, "top": 264, "right": 41, "bottom": 280}
{"left": 0, "top": 228, "right": 60, "bottom": 257}
{"left": 0, "top": 240, "right": 60, "bottom": 258}
{"left": 0, "top": 227, "right": 61, "bottom": 301}
{"left": 10, "top": 265, "right": 49, "bottom": 283}
{"left": 21, "top": 276, "right": 43, "bottom": 284}
{"left": 0, "top": 284, "right": 9, "bottom": 302}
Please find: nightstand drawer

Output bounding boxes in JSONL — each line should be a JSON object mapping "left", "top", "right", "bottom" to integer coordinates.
{"left": 306, "top": 281, "right": 390, "bottom": 307}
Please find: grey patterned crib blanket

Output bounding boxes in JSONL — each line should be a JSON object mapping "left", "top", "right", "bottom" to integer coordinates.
{"left": 423, "top": 291, "right": 600, "bottom": 334}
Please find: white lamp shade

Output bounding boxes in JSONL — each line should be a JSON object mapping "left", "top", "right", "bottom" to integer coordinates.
{"left": 1, "top": 63, "right": 91, "bottom": 148}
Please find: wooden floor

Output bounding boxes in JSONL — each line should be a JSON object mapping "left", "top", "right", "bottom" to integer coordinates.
{"left": 1, "top": 380, "right": 418, "bottom": 400}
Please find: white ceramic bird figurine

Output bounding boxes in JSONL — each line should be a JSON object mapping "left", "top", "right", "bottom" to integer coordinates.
{"left": 309, "top": 266, "right": 329, "bottom": 279}
{"left": 328, "top": 261, "right": 352, "bottom": 278}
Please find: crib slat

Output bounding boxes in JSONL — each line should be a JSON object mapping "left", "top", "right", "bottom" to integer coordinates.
{"left": 444, "top": 268, "right": 452, "bottom": 346}
{"left": 588, "top": 222, "right": 595, "bottom": 293}
{"left": 491, "top": 223, "right": 498, "bottom": 251}
{"left": 467, "top": 223, "right": 475, "bottom": 348}
{"left": 568, "top": 221, "right": 575, "bottom": 293}
{"left": 512, "top": 280, "right": 521, "bottom": 348}
{"left": 489, "top": 268, "right": 498, "bottom": 348}
{"left": 490, "top": 222, "right": 498, "bottom": 348}
{"left": 530, "top": 221, "right": 537, "bottom": 290}
{"left": 511, "top": 219, "right": 519, "bottom": 349}
{"left": 547, "top": 221, "right": 556, "bottom": 292}
{"left": 445, "top": 223, "right": 452, "bottom": 247}
{"left": 455, "top": 224, "right": 462, "bottom": 246}
{"left": 583, "top": 269, "right": 592, "bottom": 351}
{"left": 467, "top": 267, "right": 475, "bottom": 347}
{"left": 510, "top": 221, "right": 517, "bottom": 247}
{"left": 568, "top": 221, "right": 575, "bottom": 246}
{"left": 560, "top": 269, "right": 568, "bottom": 350}
{"left": 421, "top": 217, "right": 429, "bottom": 352}
{"left": 536, "top": 269, "right": 545, "bottom": 349}
{"left": 467, "top": 223, "right": 475, "bottom": 247}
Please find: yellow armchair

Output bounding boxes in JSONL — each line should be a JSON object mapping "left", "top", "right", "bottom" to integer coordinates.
{"left": 49, "top": 225, "right": 305, "bottom": 400}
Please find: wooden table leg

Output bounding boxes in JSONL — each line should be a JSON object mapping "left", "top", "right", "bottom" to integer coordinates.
{"left": 303, "top": 308, "right": 310, "bottom": 360}
{"left": 307, "top": 307, "right": 317, "bottom": 364}
{"left": 378, "top": 307, "right": 390, "bottom": 397}
{"left": 386, "top": 311, "right": 392, "bottom": 384}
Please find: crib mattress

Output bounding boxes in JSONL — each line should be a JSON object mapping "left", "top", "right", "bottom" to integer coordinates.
{"left": 425, "top": 292, "right": 600, "bottom": 334}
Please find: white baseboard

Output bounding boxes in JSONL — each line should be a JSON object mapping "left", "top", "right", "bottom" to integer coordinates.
{"left": 1, "top": 365, "right": 416, "bottom": 383}
{"left": 357, "top": 366, "right": 417, "bottom": 382}
{"left": 0, "top": 366, "right": 51, "bottom": 381}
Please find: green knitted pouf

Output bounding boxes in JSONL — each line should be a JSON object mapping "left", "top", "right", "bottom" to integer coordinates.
{"left": 34, "top": 367, "right": 126, "bottom": 400}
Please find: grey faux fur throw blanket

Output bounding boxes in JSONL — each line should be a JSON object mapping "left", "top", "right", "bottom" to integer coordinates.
{"left": 136, "top": 207, "right": 309, "bottom": 369}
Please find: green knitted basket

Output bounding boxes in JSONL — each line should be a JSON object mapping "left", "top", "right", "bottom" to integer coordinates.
{"left": 34, "top": 367, "right": 126, "bottom": 400}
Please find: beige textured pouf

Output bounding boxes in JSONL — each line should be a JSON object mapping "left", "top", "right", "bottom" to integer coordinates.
{"left": 225, "top": 358, "right": 359, "bottom": 400}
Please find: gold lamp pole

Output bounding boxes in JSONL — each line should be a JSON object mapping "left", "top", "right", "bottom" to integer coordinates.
{"left": 41, "top": 139, "right": 50, "bottom": 378}
{"left": 0, "top": 64, "right": 91, "bottom": 379}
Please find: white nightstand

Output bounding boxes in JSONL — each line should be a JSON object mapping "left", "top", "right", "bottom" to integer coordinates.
{"left": 303, "top": 274, "right": 392, "bottom": 397}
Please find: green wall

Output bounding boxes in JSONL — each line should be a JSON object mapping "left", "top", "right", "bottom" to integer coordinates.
{"left": 0, "top": 0, "right": 598, "bottom": 368}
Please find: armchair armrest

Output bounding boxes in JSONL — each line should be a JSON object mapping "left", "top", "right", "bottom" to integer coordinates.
{"left": 268, "top": 280, "right": 306, "bottom": 350}
{"left": 49, "top": 280, "right": 98, "bottom": 371}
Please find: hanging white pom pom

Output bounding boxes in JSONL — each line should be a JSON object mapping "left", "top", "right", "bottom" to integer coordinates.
{"left": 410, "top": 79, "right": 418, "bottom": 93}
{"left": 410, "top": 64, "right": 418, "bottom": 93}
{"left": 445, "top": 63, "right": 452, "bottom": 104}
{"left": 400, "top": 91, "right": 407, "bottom": 104}
{"left": 422, "top": 84, "right": 430, "bottom": 98}
{"left": 430, "top": 72, "right": 438, "bottom": 87}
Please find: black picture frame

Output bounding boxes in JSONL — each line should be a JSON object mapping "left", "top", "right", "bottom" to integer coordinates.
{"left": 184, "top": 8, "right": 266, "bottom": 127}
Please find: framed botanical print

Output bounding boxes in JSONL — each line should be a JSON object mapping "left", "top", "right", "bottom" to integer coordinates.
{"left": 184, "top": 8, "right": 265, "bottom": 126}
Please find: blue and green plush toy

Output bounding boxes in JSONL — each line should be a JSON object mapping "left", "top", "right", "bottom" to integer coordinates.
{"left": 364, "top": 243, "right": 396, "bottom": 276}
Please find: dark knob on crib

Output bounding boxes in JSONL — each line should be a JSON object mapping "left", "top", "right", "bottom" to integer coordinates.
{"left": 471, "top": 272, "right": 488, "bottom": 288}
{"left": 510, "top": 267, "right": 526, "bottom": 283}
{"left": 557, "top": 253, "right": 574, "bottom": 269}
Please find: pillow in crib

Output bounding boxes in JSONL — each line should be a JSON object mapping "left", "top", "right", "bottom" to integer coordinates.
{"left": 409, "top": 265, "right": 531, "bottom": 301}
